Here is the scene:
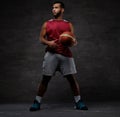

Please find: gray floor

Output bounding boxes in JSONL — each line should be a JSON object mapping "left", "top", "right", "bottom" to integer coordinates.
{"left": 0, "top": 101, "right": 120, "bottom": 117}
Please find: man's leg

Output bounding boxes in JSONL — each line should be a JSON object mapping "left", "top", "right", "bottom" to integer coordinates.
{"left": 37, "top": 75, "right": 52, "bottom": 97}
{"left": 65, "top": 74, "right": 80, "bottom": 96}
{"left": 29, "top": 75, "right": 52, "bottom": 111}
{"left": 65, "top": 74, "right": 88, "bottom": 110}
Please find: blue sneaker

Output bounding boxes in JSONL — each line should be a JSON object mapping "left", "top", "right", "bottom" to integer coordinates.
{"left": 29, "top": 100, "right": 40, "bottom": 111}
{"left": 75, "top": 100, "right": 88, "bottom": 110}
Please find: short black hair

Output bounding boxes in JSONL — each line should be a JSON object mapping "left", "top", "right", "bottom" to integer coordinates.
{"left": 52, "top": 1, "right": 65, "bottom": 8}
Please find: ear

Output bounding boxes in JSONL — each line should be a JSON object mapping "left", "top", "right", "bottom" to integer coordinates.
{"left": 62, "top": 8, "right": 64, "bottom": 13}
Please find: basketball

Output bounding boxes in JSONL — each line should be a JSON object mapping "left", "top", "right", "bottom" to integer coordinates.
{"left": 59, "top": 31, "right": 76, "bottom": 47}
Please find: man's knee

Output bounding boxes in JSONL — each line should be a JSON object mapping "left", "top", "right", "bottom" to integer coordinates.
{"left": 65, "top": 74, "right": 75, "bottom": 82}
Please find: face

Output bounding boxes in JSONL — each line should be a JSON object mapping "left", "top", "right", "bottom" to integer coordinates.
{"left": 52, "top": 3, "right": 64, "bottom": 18}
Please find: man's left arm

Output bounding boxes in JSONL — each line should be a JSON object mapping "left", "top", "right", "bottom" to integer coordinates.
{"left": 69, "top": 22, "right": 78, "bottom": 46}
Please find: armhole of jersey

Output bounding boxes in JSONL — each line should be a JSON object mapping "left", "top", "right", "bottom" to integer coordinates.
{"left": 69, "top": 22, "right": 74, "bottom": 33}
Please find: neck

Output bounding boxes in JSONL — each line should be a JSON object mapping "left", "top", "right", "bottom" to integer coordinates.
{"left": 54, "top": 15, "right": 63, "bottom": 20}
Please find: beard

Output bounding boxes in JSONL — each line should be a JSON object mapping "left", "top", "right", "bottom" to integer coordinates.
{"left": 53, "top": 11, "right": 62, "bottom": 18}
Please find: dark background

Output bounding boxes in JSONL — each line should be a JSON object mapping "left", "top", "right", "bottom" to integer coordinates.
{"left": 0, "top": 0, "right": 120, "bottom": 103}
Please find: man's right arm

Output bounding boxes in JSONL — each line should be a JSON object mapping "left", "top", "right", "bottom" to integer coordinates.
{"left": 39, "top": 22, "right": 57, "bottom": 48}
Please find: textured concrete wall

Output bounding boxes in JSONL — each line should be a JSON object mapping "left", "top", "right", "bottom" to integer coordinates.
{"left": 0, "top": 0, "right": 120, "bottom": 103}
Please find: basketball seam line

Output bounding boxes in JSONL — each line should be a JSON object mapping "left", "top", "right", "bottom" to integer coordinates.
{"left": 60, "top": 34, "right": 76, "bottom": 41}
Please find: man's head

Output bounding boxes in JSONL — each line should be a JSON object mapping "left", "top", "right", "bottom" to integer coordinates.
{"left": 52, "top": 1, "right": 65, "bottom": 19}
{"left": 53, "top": 1, "right": 65, "bottom": 8}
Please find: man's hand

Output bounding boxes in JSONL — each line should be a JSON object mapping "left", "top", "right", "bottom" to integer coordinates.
{"left": 48, "top": 40, "right": 58, "bottom": 48}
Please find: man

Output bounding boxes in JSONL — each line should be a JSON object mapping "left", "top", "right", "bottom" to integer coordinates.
{"left": 29, "top": 1, "right": 88, "bottom": 111}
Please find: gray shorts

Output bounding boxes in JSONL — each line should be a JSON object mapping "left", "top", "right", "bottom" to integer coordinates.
{"left": 42, "top": 52, "right": 77, "bottom": 76}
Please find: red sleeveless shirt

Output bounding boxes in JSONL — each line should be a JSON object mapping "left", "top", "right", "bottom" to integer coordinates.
{"left": 45, "top": 19, "right": 72, "bottom": 57}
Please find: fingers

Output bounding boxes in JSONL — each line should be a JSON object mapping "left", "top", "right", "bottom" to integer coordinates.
{"left": 48, "top": 40, "right": 58, "bottom": 48}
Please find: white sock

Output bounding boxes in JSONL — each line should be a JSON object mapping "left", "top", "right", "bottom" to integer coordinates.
{"left": 74, "top": 95, "right": 81, "bottom": 103}
{"left": 35, "top": 96, "right": 42, "bottom": 103}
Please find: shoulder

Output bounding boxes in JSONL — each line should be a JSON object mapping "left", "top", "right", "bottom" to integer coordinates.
{"left": 63, "top": 20, "right": 73, "bottom": 27}
{"left": 42, "top": 19, "right": 53, "bottom": 25}
{"left": 63, "top": 19, "right": 73, "bottom": 22}
{"left": 47, "top": 19, "right": 54, "bottom": 22}
{"left": 42, "top": 19, "right": 52, "bottom": 25}
{"left": 62, "top": 19, "right": 73, "bottom": 26}
{"left": 64, "top": 19, "right": 73, "bottom": 26}
{"left": 41, "top": 21, "right": 48, "bottom": 29}
{"left": 63, "top": 19, "right": 69, "bottom": 22}
{"left": 44, "top": 19, "right": 54, "bottom": 26}
{"left": 62, "top": 19, "right": 72, "bottom": 24}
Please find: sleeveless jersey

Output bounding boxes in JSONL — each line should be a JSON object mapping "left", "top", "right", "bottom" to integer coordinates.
{"left": 45, "top": 19, "right": 73, "bottom": 57}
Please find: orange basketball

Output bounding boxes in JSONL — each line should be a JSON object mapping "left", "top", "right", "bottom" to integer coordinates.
{"left": 59, "top": 31, "right": 76, "bottom": 47}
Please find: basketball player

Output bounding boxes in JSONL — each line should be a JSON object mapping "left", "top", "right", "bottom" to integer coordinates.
{"left": 29, "top": 1, "right": 88, "bottom": 111}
